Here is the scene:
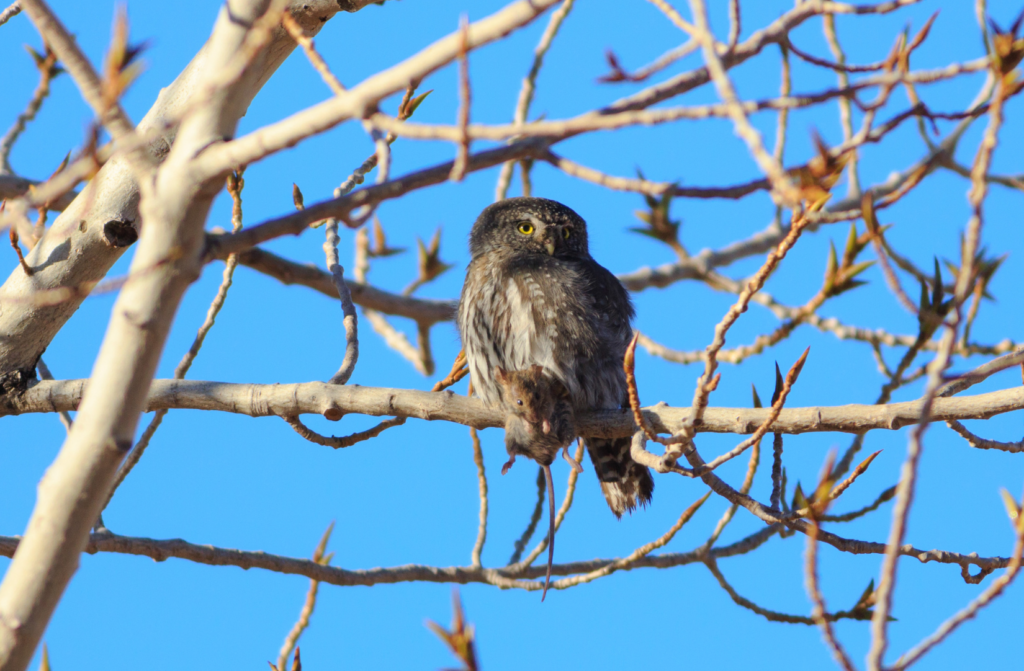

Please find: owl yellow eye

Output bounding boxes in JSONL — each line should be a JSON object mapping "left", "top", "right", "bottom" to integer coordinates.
{"left": 517, "top": 222, "right": 535, "bottom": 235}
{"left": 562, "top": 228, "right": 571, "bottom": 240}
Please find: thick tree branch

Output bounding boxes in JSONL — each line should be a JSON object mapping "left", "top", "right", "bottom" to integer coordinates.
{"left": 3, "top": 379, "right": 1021, "bottom": 438}
{"left": 0, "top": 0, "right": 346, "bottom": 383}
{"left": 194, "top": 0, "right": 565, "bottom": 177}
{"left": 0, "top": 2, "right": 306, "bottom": 667}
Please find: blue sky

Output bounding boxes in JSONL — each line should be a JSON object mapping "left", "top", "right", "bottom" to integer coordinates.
{"left": 2, "top": 0, "right": 1023, "bottom": 669}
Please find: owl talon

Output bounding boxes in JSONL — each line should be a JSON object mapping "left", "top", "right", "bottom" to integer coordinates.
{"left": 501, "top": 455, "right": 516, "bottom": 475}
{"left": 562, "top": 446, "right": 583, "bottom": 473}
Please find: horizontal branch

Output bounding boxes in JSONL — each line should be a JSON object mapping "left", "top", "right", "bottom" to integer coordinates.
{"left": 0, "top": 526, "right": 777, "bottom": 590}
{"left": 202, "top": 1, "right": 950, "bottom": 265}
{"left": 366, "top": 64, "right": 984, "bottom": 143}
{"left": 203, "top": 139, "right": 549, "bottom": 258}
{"left": 233, "top": 247, "right": 455, "bottom": 324}
{"left": 0, "top": 512, "right": 1011, "bottom": 591}
{"left": 205, "top": 86, "right": 967, "bottom": 267}
{"left": 3, "top": 379, "right": 1021, "bottom": 437}
{"left": 233, "top": 251, "right": 1016, "bottom": 367}
{"left": 597, "top": 0, "right": 922, "bottom": 116}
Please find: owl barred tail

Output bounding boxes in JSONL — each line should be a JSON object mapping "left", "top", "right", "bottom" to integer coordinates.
{"left": 584, "top": 436, "right": 654, "bottom": 518}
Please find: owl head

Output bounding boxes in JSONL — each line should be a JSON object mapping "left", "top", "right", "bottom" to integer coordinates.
{"left": 468, "top": 197, "right": 589, "bottom": 259}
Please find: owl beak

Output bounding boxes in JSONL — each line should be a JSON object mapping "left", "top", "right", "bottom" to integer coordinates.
{"left": 544, "top": 240, "right": 556, "bottom": 255}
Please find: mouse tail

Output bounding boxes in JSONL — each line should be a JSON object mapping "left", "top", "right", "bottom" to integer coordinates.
{"left": 541, "top": 463, "right": 555, "bottom": 602}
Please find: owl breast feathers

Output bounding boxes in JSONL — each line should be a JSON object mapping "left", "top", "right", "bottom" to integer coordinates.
{"left": 458, "top": 197, "right": 653, "bottom": 517}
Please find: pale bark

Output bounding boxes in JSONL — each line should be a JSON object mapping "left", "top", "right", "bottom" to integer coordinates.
{"left": 3, "top": 378, "right": 1021, "bottom": 438}
{"left": 0, "top": 1, "right": 371, "bottom": 667}
{"left": 0, "top": 0, "right": 353, "bottom": 386}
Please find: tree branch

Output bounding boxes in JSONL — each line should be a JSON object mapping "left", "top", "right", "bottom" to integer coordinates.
{"left": 4, "top": 379, "right": 1022, "bottom": 438}
{"left": 0, "top": 2, "right": 299, "bottom": 667}
{"left": 0, "top": 0, "right": 346, "bottom": 383}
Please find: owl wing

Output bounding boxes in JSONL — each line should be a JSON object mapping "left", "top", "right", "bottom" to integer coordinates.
{"left": 571, "top": 258, "right": 652, "bottom": 517}
{"left": 578, "top": 257, "right": 636, "bottom": 385}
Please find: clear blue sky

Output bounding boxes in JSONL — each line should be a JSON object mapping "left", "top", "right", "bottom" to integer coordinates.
{"left": 2, "top": 0, "right": 1023, "bottom": 669}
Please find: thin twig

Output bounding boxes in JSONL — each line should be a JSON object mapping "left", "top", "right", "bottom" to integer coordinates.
{"left": 101, "top": 169, "right": 248, "bottom": 520}
{"left": 889, "top": 499, "right": 1024, "bottom": 670}
{"left": 701, "top": 423, "right": 760, "bottom": 551}
{"left": 706, "top": 555, "right": 878, "bottom": 625}
{"left": 646, "top": 0, "right": 697, "bottom": 38}
{"left": 8, "top": 227, "right": 32, "bottom": 275}
{"left": 868, "top": 340, "right": 956, "bottom": 670}
{"left": 276, "top": 523, "right": 335, "bottom": 671}
{"left": 548, "top": 492, "right": 710, "bottom": 592}
{"left": 806, "top": 516, "right": 857, "bottom": 671}
{"left": 431, "top": 352, "right": 469, "bottom": 392}
{"left": 599, "top": 40, "right": 699, "bottom": 84}
{"left": 821, "top": 485, "right": 897, "bottom": 523}
{"left": 863, "top": 194, "right": 918, "bottom": 314}
{"left": 469, "top": 426, "right": 487, "bottom": 568}
{"left": 449, "top": 16, "right": 471, "bottom": 182}
{"left": 281, "top": 11, "right": 345, "bottom": 94}
{"left": 35, "top": 358, "right": 71, "bottom": 432}
{"left": 946, "top": 420, "right": 1024, "bottom": 453}
{"left": 353, "top": 226, "right": 434, "bottom": 375}
{"left": 0, "top": 43, "right": 61, "bottom": 174}
{"left": 773, "top": 42, "right": 791, "bottom": 164}
{"left": 770, "top": 432, "right": 784, "bottom": 510}
{"left": 868, "top": 47, "right": 1008, "bottom": 671}
{"left": 495, "top": 0, "right": 575, "bottom": 200}
{"left": 690, "top": 0, "right": 800, "bottom": 206}
{"left": 0, "top": 524, "right": 791, "bottom": 591}
{"left": 324, "top": 217, "right": 359, "bottom": 385}
{"left": 678, "top": 209, "right": 816, "bottom": 456}
{"left": 693, "top": 349, "right": 810, "bottom": 476}
{"left": 938, "top": 346, "right": 1024, "bottom": 398}
{"left": 0, "top": 2, "right": 21, "bottom": 27}
{"left": 727, "top": 0, "right": 740, "bottom": 49}
{"left": 370, "top": 70, "right": 982, "bottom": 146}
{"left": 822, "top": 14, "right": 860, "bottom": 196}
{"left": 786, "top": 38, "right": 887, "bottom": 73}
{"left": 282, "top": 415, "right": 406, "bottom": 448}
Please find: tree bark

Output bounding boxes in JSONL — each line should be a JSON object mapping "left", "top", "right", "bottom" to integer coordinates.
{"left": 0, "top": 1, "right": 384, "bottom": 667}
{"left": 3, "top": 378, "right": 1021, "bottom": 437}
{"left": 0, "top": 0, "right": 355, "bottom": 388}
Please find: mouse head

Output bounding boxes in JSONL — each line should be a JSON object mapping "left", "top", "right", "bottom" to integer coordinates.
{"left": 495, "top": 365, "right": 558, "bottom": 434}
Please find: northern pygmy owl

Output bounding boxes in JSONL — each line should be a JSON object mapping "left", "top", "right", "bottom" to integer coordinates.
{"left": 458, "top": 197, "right": 653, "bottom": 517}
